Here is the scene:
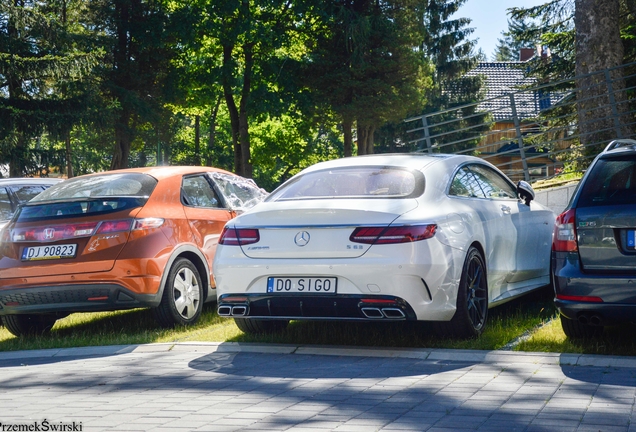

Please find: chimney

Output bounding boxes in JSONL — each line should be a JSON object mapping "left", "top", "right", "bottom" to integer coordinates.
{"left": 519, "top": 48, "right": 535, "bottom": 62}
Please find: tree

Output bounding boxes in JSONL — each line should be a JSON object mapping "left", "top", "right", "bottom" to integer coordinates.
{"left": 0, "top": 1, "right": 99, "bottom": 176}
{"left": 306, "top": 0, "right": 428, "bottom": 157}
{"left": 510, "top": 0, "right": 635, "bottom": 160}
{"left": 84, "top": 0, "right": 177, "bottom": 170}
{"left": 493, "top": 17, "right": 541, "bottom": 61}
{"left": 417, "top": 0, "right": 486, "bottom": 155}
{"left": 575, "top": 0, "right": 631, "bottom": 153}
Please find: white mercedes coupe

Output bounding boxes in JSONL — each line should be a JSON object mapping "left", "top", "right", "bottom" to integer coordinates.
{"left": 213, "top": 154, "right": 555, "bottom": 338}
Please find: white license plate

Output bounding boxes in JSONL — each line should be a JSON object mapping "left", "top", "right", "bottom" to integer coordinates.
{"left": 22, "top": 244, "right": 77, "bottom": 261}
{"left": 267, "top": 277, "right": 337, "bottom": 294}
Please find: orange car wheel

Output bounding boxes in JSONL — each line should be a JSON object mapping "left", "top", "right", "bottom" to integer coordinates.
{"left": 152, "top": 258, "right": 203, "bottom": 328}
{"left": 2, "top": 314, "right": 57, "bottom": 337}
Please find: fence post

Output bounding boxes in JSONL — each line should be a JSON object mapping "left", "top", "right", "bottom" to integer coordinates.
{"left": 604, "top": 69, "right": 624, "bottom": 139}
{"left": 509, "top": 93, "right": 530, "bottom": 182}
{"left": 421, "top": 116, "right": 433, "bottom": 154}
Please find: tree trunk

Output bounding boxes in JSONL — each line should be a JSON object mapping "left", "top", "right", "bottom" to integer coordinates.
{"left": 222, "top": 44, "right": 242, "bottom": 175}
{"left": 206, "top": 96, "right": 222, "bottom": 166}
{"left": 111, "top": 109, "right": 132, "bottom": 170}
{"left": 194, "top": 115, "right": 201, "bottom": 166}
{"left": 357, "top": 123, "right": 368, "bottom": 156}
{"left": 356, "top": 122, "right": 375, "bottom": 155}
{"left": 65, "top": 134, "right": 73, "bottom": 178}
{"left": 238, "top": 43, "right": 254, "bottom": 178}
{"left": 343, "top": 116, "right": 353, "bottom": 157}
{"left": 575, "top": 0, "right": 630, "bottom": 157}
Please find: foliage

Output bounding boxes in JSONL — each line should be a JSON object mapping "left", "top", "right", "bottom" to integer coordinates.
{"left": 493, "top": 17, "right": 542, "bottom": 62}
{"left": 0, "top": 0, "right": 101, "bottom": 176}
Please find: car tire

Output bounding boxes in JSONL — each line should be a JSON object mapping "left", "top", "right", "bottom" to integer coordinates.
{"left": 1, "top": 314, "right": 57, "bottom": 337}
{"left": 234, "top": 318, "right": 289, "bottom": 334}
{"left": 560, "top": 315, "right": 603, "bottom": 339}
{"left": 153, "top": 258, "right": 203, "bottom": 328}
{"left": 436, "top": 247, "right": 488, "bottom": 339}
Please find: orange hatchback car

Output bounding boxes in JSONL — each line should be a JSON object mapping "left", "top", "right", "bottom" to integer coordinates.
{"left": 0, "top": 166, "right": 266, "bottom": 336}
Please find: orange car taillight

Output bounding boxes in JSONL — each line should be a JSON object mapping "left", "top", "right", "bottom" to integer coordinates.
{"left": 350, "top": 224, "right": 437, "bottom": 244}
{"left": 10, "top": 218, "right": 164, "bottom": 242}
{"left": 219, "top": 227, "right": 260, "bottom": 246}
{"left": 13, "top": 222, "right": 100, "bottom": 241}
{"left": 553, "top": 209, "right": 577, "bottom": 252}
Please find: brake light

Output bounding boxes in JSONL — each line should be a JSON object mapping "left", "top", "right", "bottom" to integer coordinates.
{"left": 219, "top": 227, "right": 260, "bottom": 246}
{"left": 12, "top": 222, "right": 99, "bottom": 242}
{"left": 553, "top": 209, "right": 577, "bottom": 252}
{"left": 350, "top": 224, "right": 437, "bottom": 244}
{"left": 556, "top": 294, "right": 603, "bottom": 303}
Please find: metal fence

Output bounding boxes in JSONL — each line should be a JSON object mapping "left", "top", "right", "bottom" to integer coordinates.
{"left": 404, "top": 61, "right": 636, "bottom": 183}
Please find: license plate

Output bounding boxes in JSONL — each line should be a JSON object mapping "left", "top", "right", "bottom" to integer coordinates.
{"left": 629, "top": 230, "right": 635, "bottom": 250}
{"left": 267, "top": 277, "right": 337, "bottom": 294}
{"left": 22, "top": 244, "right": 77, "bottom": 261}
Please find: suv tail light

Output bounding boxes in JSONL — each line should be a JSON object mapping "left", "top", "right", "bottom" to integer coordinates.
{"left": 219, "top": 227, "right": 260, "bottom": 246}
{"left": 553, "top": 209, "right": 578, "bottom": 252}
{"left": 350, "top": 224, "right": 437, "bottom": 244}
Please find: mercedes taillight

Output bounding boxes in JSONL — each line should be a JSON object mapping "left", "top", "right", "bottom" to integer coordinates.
{"left": 219, "top": 227, "right": 260, "bottom": 246}
{"left": 350, "top": 224, "right": 437, "bottom": 245}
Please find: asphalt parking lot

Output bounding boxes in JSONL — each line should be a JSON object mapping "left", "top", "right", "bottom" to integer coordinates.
{"left": 1, "top": 343, "right": 635, "bottom": 432}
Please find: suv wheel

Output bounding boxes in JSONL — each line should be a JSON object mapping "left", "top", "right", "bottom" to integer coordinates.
{"left": 560, "top": 315, "right": 603, "bottom": 339}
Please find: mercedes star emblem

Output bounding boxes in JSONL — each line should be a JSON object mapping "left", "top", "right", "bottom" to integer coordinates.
{"left": 294, "top": 231, "right": 310, "bottom": 247}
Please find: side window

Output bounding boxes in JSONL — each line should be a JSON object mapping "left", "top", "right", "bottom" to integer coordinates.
{"left": 469, "top": 165, "right": 517, "bottom": 199}
{"left": 10, "top": 185, "right": 46, "bottom": 203}
{"left": 0, "top": 188, "right": 13, "bottom": 220}
{"left": 449, "top": 167, "right": 486, "bottom": 198}
{"left": 209, "top": 173, "right": 267, "bottom": 210}
{"left": 182, "top": 175, "right": 222, "bottom": 208}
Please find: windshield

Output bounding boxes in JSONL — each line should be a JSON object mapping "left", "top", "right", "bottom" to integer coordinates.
{"left": 267, "top": 166, "right": 424, "bottom": 201}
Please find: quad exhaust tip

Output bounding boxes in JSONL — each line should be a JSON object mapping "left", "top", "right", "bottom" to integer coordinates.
{"left": 361, "top": 307, "right": 405, "bottom": 319}
{"left": 218, "top": 304, "right": 248, "bottom": 317}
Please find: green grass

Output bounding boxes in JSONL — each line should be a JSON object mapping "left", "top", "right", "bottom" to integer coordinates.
{"left": 0, "top": 287, "right": 558, "bottom": 353}
{"left": 6, "top": 286, "right": 636, "bottom": 357}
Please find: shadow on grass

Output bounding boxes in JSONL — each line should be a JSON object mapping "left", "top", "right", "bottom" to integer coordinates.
{"left": 16, "top": 285, "right": 636, "bottom": 357}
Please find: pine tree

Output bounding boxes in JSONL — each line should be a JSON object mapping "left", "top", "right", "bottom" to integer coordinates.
{"left": 0, "top": 1, "right": 99, "bottom": 176}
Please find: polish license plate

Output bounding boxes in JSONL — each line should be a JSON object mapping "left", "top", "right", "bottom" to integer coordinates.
{"left": 267, "top": 277, "right": 337, "bottom": 294}
{"left": 628, "top": 230, "right": 635, "bottom": 250}
{"left": 22, "top": 244, "right": 77, "bottom": 261}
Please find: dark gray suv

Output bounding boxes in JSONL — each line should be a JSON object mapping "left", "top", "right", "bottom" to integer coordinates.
{"left": 553, "top": 139, "right": 636, "bottom": 338}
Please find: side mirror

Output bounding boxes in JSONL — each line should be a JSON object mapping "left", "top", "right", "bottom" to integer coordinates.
{"left": 517, "top": 180, "right": 535, "bottom": 206}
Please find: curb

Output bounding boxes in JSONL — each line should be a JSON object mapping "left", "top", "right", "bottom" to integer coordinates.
{"left": 1, "top": 342, "right": 636, "bottom": 369}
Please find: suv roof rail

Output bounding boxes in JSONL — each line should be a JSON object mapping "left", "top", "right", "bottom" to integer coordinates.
{"left": 604, "top": 139, "right": 636, "bottom": 152}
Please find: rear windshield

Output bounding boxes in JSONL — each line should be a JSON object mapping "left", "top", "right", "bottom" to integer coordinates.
{"left": 578, "top": 156, "right": 636, "bottom": 207}
{"left": 32, "top": 173, "right": 157, "bottom": 202}
{"left": 267, "top": 166, "right": 424, "bottom": 201}
{"left": 17, "top": 173, "right": 157, "bottom": 222}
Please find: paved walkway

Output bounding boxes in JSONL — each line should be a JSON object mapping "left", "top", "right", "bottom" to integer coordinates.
{"left": 1, "top": 343, "right": 636, "bottom": 431}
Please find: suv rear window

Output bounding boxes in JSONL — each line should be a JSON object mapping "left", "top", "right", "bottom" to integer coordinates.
{"left": 578, "top": 156, "right": 636, "bottom": 207}
{"left": 268, "top": 167, "right": 424, "bottom": 201}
